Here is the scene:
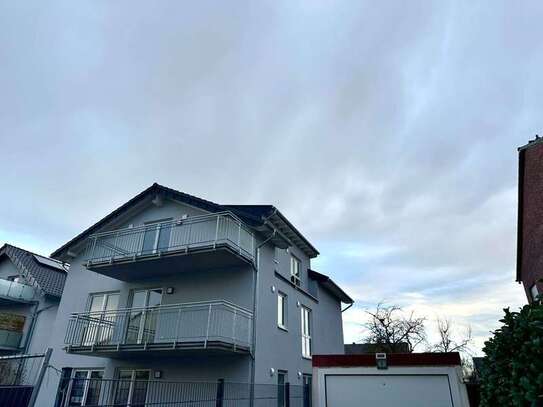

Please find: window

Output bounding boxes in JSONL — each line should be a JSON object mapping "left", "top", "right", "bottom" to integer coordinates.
{"left": 277, "top": 370, "right": 287, "bottom": 407}
{"left": 290, "top": 256, "right": 301, "bottom": 287}
{"left": 67, "top": 369, "right": 104, "bottom": 406}
{"left": 277, "top": 292, "right": 287, "bottom": 329}
{"left": 531, "top": 284, "right": 540, "bottom": 302}
{"left": 141, "top": 219, "right": 173, "bottom": 254}
{"left": 302, "top": 374, "right": 312, "bottom": 407}
{"left": 126, "top": 289, "right": 163, "bottom": 344}
{"left": 114, "top": 369, "right": 150, "bottom": 407}
{"left": 301, "top": 306, "right": 312, "bottom": 358}
{"left": 83, "top": 292, "right": 119, "bottom": 346}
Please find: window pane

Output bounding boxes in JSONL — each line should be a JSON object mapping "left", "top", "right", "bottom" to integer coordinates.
{"left": 114, "top": 371, "right": 132, "bottom": 405}
{"left": 157, "top": 224, "right": 172, "bottom": 251}
{"left": 277, "top": 294, "right": 286, "bottom": 327}
{"left": 142, "top": 226, "right": 157, "bottom": 254}
{"left": 132, "top": 371, "right": 150, "bottom": 406}
{"left": 68, "top": 371, "right": 88, "bottom": 406}
{"left": 85, "top": 371, "right": 104, "bottom": 405}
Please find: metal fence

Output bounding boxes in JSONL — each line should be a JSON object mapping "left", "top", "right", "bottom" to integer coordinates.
{"left": 55, "top": 378, "right": 311, "bottom": 407}
{"left": 65, "top": 300, "right": 253, "bottom": 352}
{"left": 84, "top": 212, "right": 255, "bottom": 265}
{"left": 0, "top": 349, "right": 51, "bottom": 407}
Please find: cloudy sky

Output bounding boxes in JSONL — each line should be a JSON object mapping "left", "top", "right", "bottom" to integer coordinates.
{"left": 1, "top": 1, "right": 540, "bottom": 353}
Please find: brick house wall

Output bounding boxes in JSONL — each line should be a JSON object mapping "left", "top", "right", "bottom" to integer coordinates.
{"left": 518, "top": 139, "right": 543, "bottom": 301}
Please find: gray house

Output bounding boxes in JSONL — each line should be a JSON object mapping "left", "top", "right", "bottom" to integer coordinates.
{"left": 0, "top": 244, "right": 67, "bottom": 356}
{"left": 36, "top": 183, "right": 352, "bottom": 406}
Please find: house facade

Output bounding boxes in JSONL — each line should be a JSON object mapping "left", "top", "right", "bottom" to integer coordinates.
{"left": 517, "top": 137, "right": 543, "bottom": 302}
{"left": 0, "top": 244, "right": 67, "bottom": 356}
{"left": 36, "top": 183, "right": 352, "bottom": 406}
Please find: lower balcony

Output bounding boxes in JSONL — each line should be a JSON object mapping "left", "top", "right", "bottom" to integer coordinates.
{"left": 64, "top": 300, "right": 252, "bottom": 356}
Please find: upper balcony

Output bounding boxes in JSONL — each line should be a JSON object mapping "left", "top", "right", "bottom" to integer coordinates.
{"left": 0, "top": 279, "right": 38, "bottom": 304}
{"left": 64, "top": 300, "right": 252, "bottom": 356}
{"left": 84, "top": 212, "right": 255, "bottom": 280}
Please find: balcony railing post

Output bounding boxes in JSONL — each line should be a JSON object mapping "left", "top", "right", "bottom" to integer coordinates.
{"left": 216, "top": 378, "right": 224, "bottom": 407}
{"left": 205, "top": 304, "right": 212, "bottom": 348}
{"left": 214, "top": 215, "right": 220, "bottom": 248}
{"left": 238, "top": 223, "right": 241, "bottom": 254}
{"left": 232, "top": 310, "right": 237, "bottom": 351}
{"left": 285, "top": 382, "right": 291, "bottom": 407}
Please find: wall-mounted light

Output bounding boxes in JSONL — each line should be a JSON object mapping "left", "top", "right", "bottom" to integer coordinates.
{"left": 376, "top": 353, "right": 387, "bottom": 370}
{"left": 271, "top": 285, "right": 276, "bottom": 293}
{"left": 296, "top": 301, "right": 301, "bottom": 308}
{"left": 154, "top": 370, "right": 163, "bottom": 379}
{"left": 270, "top": 368, "right": 275, "bottom": 377}
{"left": 297, "top": 371, "right": 302, "bottom": 379}
{"left": 166, "top": 287, "right": 174, "bottom": 295}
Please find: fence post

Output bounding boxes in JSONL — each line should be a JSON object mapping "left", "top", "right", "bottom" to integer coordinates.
{"left": 216, "top": 378, "right": 224, "bottom": 407}
{"left": 285, "top": 382, "right": 290, "bottom": 407}
{"left": 28, "top": 348, "right": 52, "bottom": 407}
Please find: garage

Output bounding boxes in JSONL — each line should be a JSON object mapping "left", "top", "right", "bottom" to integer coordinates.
{"left": 313, "top": 353, "right": 469, "bottom": 407}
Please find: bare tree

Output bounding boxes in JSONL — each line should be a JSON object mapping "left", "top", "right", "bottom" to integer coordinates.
{"left": 363, "top": 303, "right": 427, "bottom": 353}
{"left": 431, "top": 317, "right": 473, "bottom": 353}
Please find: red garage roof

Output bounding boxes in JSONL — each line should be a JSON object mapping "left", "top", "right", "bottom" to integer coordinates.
{"left": 313, "top": 353, "right": 461, "bottom": 367}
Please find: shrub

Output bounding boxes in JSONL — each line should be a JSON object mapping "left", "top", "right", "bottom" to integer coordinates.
{"left": 480, "top": 302, "right": 543, "bottom": 406}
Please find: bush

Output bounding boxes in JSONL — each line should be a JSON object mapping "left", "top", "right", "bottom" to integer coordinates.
{"left": 480, "top": 302, "right": 543, "bottom": 406}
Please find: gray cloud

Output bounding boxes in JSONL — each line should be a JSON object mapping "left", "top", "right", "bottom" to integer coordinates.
{"left": 0, "top": 0, "right": 536, "bottom": 351}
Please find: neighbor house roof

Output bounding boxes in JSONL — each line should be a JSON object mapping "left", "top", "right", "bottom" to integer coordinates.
{"left": 52, "top": 183, "right": 319, "bottom": 259}
{"left": 308, "top": 269, "right": 353, "bottom": 304}
{"left": 0, "top": 244, "right": 68, "bottom": 298}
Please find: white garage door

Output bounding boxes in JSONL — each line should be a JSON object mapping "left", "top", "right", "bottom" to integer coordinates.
{"left": 325, "top": 374, "right": 454, "bottom": 407}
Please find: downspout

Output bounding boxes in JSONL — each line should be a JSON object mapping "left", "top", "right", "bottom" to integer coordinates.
{"left": 249, "top": 225, "right": 277, "bottom": 405}
{"left": 23, "top": 300, "right": 56, "bottom": 354}
{"left": 341, "top": 303, "right": 353, "bottom": 313}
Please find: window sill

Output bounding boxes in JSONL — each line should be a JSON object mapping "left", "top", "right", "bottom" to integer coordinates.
{"left": 302, "top": 355, "right": 312, "bottom": 360}
{"left": 277, "top": 325, "right": 288, "bottom": 332}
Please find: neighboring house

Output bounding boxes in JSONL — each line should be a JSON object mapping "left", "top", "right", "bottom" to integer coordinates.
{"left": 0, "top": 244, "right": 67, "bottom": 355}
{"left": 36, "top": 183, "right": 352, "bottom": 406}
{"left": 344, "top": 342, "right": 411, "bottom": 354}
{"left": 517, "top": 137, "right": 543, "bottom": 302}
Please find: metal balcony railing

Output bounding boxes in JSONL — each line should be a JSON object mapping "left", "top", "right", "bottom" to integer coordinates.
{"left": 0, "top": 329, "right": 22, "bottom": 349}
{"left": 55, "top": 378, "right": 309, "bottom": 407}
{"left": 84, "top": 212, "right": 255, "bottom": 266}
{"left": 0, "top": 279, "right": 37, "bottom": 303}
{"left": 65, "top": 301, "right": 253, "bottom": 353}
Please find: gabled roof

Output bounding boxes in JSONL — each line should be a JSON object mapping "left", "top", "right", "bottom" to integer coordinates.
{"left": 308, "top": 269, "right": 353, "bottom": 304}
{"left": 0, "top": 244, "right": 68, "bottom": 298}
{"left": 52, "top": 183, "right": 319, "bottom": 259}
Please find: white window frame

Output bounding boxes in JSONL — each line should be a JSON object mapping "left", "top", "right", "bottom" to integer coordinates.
{"left": 83, "top": 292, "right": 120, "bottom": 346}
{"left": 277, "top": 292, "right": 288, "bottom": 330}
{"left": 66, "top": 369, "right": 104, "bottom": 406}
{"left": 301, "top": 306, "right": 312, "bottom": 359}
{"left": 290, "top": 255, "right": 301, "bottom": 287}
{"left": 141, "top": 218, "right": 173, "bottom": 255}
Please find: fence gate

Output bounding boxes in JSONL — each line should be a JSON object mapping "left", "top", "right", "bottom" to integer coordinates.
{"left": 0, "top": 348, "right": 52, "bottom": 407}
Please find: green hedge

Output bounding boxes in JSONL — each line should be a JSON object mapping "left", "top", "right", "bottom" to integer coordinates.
{"left": 480, "top": 302, "right": 543, "bottom": 406}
